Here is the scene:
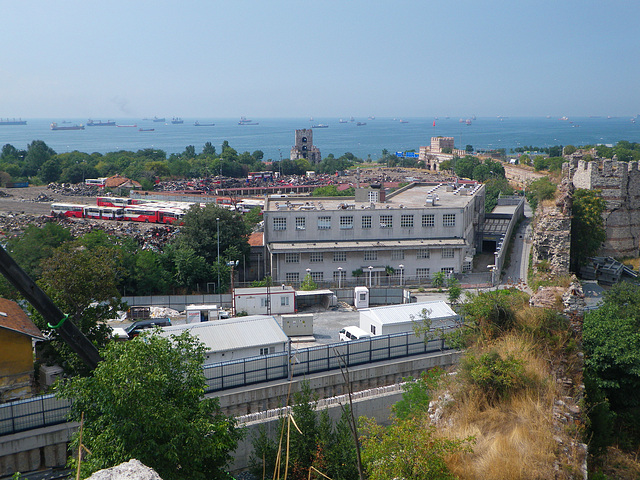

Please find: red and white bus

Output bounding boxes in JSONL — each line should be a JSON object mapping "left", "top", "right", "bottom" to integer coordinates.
{"left": 51, "top": 203, "right": 85, "bottom": 218}
{"left": 123, "top": 206, "right": 163, "bottom": 223}
{"left": 96, "top": 196, "right": 131, "bottom": 208}
{"left": 83, "top": 206, "right": 125, "bottom": 220}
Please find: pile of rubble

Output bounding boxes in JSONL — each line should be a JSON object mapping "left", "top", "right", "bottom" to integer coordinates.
{"left": 87, "top": 459, "right": 162, "bottom": 480}
{"left": 0, "top": 190, "right": 13, "bottom": 198}
{"left": 47, "top": 182, "right": 99, "bottom": 196}
{"left": 34, "top": 192, "right": 54, "bottom": 202}
{"left": 0, "top": 214, "right": 178, "bottom": 251}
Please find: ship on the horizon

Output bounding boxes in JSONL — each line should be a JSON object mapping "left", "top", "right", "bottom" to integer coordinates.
{"left": 356, "top": 122, "right": 367, "bottom": 126}
{"left": 339, "top": 119, "right": 348, "bottom": 123}
{"left": 86, "top": 119, "right": 115, "bottom": 127}
{"left": 0, "top": 118, "right": 27, "bottom": 126}
{"left": 194, "top": 121, "right": 215, "bottom": 126}
{"left": 238, "top": 117, "right": 259, "bottom": 125}
{"left": 139, "top": 128, "right": 155, "bottom": 132}
{"left": 171, "top": 117, "right": 184, "bottom": 124}
{"left": 153, "top": 116, "right": 165, "bottom": 122}
{"left": 51, "top": 122, "right": 84, "bottom": 130}
{"left": 312, "top": 124, "right": 329, "bottom": 128}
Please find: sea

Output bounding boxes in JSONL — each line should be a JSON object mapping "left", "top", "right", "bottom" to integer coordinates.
{"left": 1, "top": 116, "right": 639, "bottom": 162}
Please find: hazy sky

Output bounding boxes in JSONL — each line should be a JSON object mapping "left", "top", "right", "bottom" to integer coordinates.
{"left": 2, "top": 1, "right": 638, "bottom": 118}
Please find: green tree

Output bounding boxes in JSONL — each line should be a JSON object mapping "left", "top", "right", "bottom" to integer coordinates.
{"left": 392, "top": 369, "right": 442, "bottom": 421}
{"left": 56, "top": 331, "right": 242, "bottom": 480}
{"left": 176, "top": 203, "right": 250, "bottom": 264}
{"left": 447, "top": 277, "right": 462, "bottom": 304}
{"left": 6, "top": 223, "right": 72, "bottom": 279}
{"left": 525, "top": 177, "right": 556, "bottom": 211}
{"left": 36, "top": 242, "right": 123, "bottom": 375}
{"left": 431, "top": 271, "right": 446, "bottom": 290}
{"left": 570, "top": 189, "right": 606, "bottom": 271}
{"left": 359, "top": 415, "right": 472, "bottom": 480}
{"left": 301, "top": 273, "right": 318, "bottom": 291}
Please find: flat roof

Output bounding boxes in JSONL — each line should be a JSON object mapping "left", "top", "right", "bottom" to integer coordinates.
{"left": 269, "top": 238, "right": 465, "bottom": 252}
{"left": 265, "top": 182, "right": 482, "bottom": 212}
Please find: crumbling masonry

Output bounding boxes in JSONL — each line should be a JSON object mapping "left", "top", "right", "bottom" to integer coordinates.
{"left": 567, "top": 155, "right": 640, "bottom": 258}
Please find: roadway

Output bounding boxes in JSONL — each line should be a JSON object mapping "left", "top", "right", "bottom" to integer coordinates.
{"left": 501, "top": 200, "right": 533, "bottom": 292}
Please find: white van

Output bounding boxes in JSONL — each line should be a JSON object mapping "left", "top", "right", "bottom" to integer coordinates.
{"left": 339, "top": 326, "right": 371, "bottom": 341}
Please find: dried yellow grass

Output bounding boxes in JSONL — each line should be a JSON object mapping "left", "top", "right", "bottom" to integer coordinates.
{"left": 433, "top": 334, "right": 568, "bottom": 480}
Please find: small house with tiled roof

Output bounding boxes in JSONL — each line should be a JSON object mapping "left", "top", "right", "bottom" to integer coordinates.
{"left": 0, "top": 299, "right": 45, "bottom": 402}
{"left": 105, "top": 174, "right": 142, "bottom": 194}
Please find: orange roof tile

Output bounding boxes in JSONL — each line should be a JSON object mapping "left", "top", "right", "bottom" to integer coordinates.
{"left": 248, "top": 232, "right": 264, "bottom": 247}
{"left": 0, "top": 298, "right": 45, "bottom": 339}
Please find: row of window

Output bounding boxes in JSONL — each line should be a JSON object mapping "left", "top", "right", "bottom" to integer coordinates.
{"left": 284, "top": 267, "right": 455, "bottom": 283}
{"left": 284, "top": 248, "right": 455, "bottom": 263}
{"left": 274, "top": 213, "right": 456, "bottom": 231}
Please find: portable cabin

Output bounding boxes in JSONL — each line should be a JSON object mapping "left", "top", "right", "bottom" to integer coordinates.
{"left": 353, "top": 286, "right": 369, "bottom": 309}
{"left": 185, "top": 304, "right": 220, "bottom": 323}
{"left": 358, "top": 300, "right": 459, "bottom": 336}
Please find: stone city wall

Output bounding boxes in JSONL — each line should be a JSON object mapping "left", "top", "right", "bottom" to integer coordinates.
{"left": 568, "top": 157, "right": 640, "bottom": 257}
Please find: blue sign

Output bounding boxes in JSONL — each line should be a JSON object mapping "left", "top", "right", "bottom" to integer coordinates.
{"left": 406, "top": 152, "right": 419, "bottom": 158}
{"left": 395, "top": 152, "right": 404, "bottom": 157}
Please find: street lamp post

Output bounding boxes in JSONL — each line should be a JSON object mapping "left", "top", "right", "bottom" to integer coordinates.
{"left": 337, "top": 267, "right": 343, "bottom": 289}
{"left": 368, "top": 266, "right": 373, "bottom": 288}
{"left": 216, "top": 217, "right": 220, "bottom": 307}
{"left": 227, "top": 260, "right": 239, "bottom": 316}
{"left": 399, "top": 264, "right": 404, "bottom": 286}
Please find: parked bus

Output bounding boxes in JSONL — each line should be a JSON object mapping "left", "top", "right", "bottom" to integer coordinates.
{"left": 83, "top": 206, "right": 124, "bottom": 220}
{"left": 96, "top": 196, "right": 130, "bottom": 208}
{"left": 51, "top": 203, "right": 85, "bottom": 218}
{"left": 123, "top": 206, "right": 162, "bottom": 223}
{"left": 85, "top": 178, "right": 107, "bottom": 188}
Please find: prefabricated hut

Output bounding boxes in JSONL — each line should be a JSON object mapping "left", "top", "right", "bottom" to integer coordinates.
{"left": 158, "top": 315, "right": 290, "bottom": 365}
{"left": 358, "top": 300, "right": 459, "bottom": 336}
{"left": 233, "top": 286, "right": 296, "bottom": 316}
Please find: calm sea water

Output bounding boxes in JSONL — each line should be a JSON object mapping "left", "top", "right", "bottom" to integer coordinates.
{"left": 1, "top": 116, "right": 639, "bottom": 162}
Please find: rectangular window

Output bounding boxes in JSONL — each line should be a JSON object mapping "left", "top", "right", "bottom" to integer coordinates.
{"left": 362, "top": 216, "right": 372, "bottom": 229}
{"left": 441, "top": 267, "right": 454, "bottom": 275}
{"left": 260, "top": 347, "right": 273, "bottom": 355}
{"left": 371, "top": 325, "right": 376, "bottom": 335}
{"left": 416, "top": 268, "right": 430, "bottom": 279}
{"left": 309, "top": 252, "right": 324, "bottom": 263}
{"left": 273, "top": 217, "right": 287, "bottom": 230}
{"left": 285, "top": 253, "right": 300, "bottom": 263}
{"left": 318, "top": 216, "right": 331, "bottom": 230}
{"left": 285, "top": 272, "right": 299, "bottom": 283}
{"left": 391, "top": 250, "right": 404, "bottom": 260}
{"left": 422, "top": 214, "right": 435, "bottom": 227}
{"left": 443, "top": 214, "right": 456, "bottom": 227}
{"left": 364, "top": 251, "right": 377, "bottom": 261}
{"left": 417, "top": 248, "right": 430, "bottom": 259}
{"left": 380, "top": 215, "right": 393, "bottom": 228}
{"left": 340, "top": 215, "right": 354, "bottom": 229}
{"left": 401, "top": 214, "right": 414, "bottom": 228}
{"left": 295, "top": 217, "right": 306, "bottom": 230}
{"left": 333, "top": 251, "right": 347, "bottom": 262}
{"left": 311, "top": 272, "right": 323, "bottom": 282}
{"left": 280, "top": 296, "right": 290, "bottom": 306}
{"left": 463, "top": 260, "right": 472, "bottom": 273}
{"left": 260, "top": 297, "right": 268, "bottom": 307}
{"left": 442, "top": 248, "right": 455, "bottom": 259}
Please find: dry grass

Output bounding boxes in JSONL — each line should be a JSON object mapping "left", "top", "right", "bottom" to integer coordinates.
{"left": 431, "top": 333, "right": 584, "bottom": 479}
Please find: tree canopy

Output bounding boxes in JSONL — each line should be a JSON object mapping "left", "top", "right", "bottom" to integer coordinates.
{"left": 570, "top": 189, "right": 606, "bottom": 271}
{"left": 57, "top": 331, "right": 242, "bottom": 480}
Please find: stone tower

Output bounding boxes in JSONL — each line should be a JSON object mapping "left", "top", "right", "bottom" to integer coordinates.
{"left": 290, "top": 129, "right": 322, "bottom": 164}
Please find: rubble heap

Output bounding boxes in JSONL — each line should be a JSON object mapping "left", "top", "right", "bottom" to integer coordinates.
{"left": 47, "top": 182, "right": 99, "bottom": 196}
{"left": 87, "top": 459, "right": 162, "bottom": 480}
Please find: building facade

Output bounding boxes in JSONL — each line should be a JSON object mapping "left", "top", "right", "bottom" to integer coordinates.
{"left": 290, "top": 129, "right": 322, "bottom": 164}
{"left": 263, "top": 182, "right": 485, "bottom": 286}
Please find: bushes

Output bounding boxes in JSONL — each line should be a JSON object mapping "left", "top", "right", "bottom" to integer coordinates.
{"left": 460, "top": 350, "right": 533, "bottom": 404}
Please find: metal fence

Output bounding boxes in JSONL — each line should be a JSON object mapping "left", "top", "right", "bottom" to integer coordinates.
{"left": 0, "top": 332, "right": 451, "bottom": 436}
{"left": 202, "top": 331, "right": 450, "bottom": 393}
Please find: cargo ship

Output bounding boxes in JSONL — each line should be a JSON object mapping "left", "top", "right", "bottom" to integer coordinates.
{"left": 171, "top": 117, "right": 184, "bottom": 124}
{"left": 0, "top": 118, "right": 27, "bottom": 125}
{"left": 238, "top": 116, "right": 259, "bottom": 125}
{"left": 87, "top": 119, "right": 115, "bottom": 126}
{"left": 153, "top": 116, "right": 165, "bottom": 122}
{"left": 50, "top": 122, "right": 84, "bottom": 130}
{"left": 194, "top": 121, "right": 215, "bottom": 126}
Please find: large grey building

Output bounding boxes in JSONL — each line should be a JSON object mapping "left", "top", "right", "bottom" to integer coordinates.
{"left": 263, "top": 182, "right": 485, "bottom": 286}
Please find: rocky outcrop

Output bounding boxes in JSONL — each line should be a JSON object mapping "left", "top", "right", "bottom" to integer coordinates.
{"left": 87, "top": 459, "right": 162, "bottom": 480}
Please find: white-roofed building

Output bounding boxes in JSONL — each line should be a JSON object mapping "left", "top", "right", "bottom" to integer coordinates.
{"left": 358, "top": 301, "right": 459, "bottom": 336}
{"left": 158, "top": 315, "right": 290, "bottom": 364}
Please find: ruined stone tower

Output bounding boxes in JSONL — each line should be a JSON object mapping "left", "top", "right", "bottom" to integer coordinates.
{"left": 290, "top": 129, "right": 322, "bottom": 164}
{"left": 568, "top": 156, "right": 640, "bottom": 257}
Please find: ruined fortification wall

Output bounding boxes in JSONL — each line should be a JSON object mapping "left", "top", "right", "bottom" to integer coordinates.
{"left": 568, "top": 157, "right": 640, "bottom": 257}
{"left": 530, "top": 177, "right": 572, "bottom": 275}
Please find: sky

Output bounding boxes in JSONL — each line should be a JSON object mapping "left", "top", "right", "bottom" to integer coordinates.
{"left": 1, "top": 0, "right": 639, "bottom": 119}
